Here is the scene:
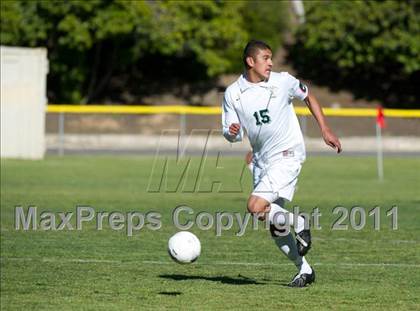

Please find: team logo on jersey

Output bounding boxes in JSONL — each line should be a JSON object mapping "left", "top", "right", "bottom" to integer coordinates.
{"left": 299, "top": 81, "right": 307, "bottom": 93}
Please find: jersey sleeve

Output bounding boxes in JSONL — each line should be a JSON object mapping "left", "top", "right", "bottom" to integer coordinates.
{"left": 285, "top": 73, "right": 308, "bottom": 101}
{"left": 222, "top": 91, "right": 243, "bottom": 143}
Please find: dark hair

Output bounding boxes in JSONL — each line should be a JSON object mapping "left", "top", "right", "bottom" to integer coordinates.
{"left": 243, "top": 40, "right": 272, "bottom": 68}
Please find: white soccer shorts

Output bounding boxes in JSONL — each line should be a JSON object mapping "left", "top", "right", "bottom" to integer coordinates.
{"left": 251, "top": 146, "right": 305, "bottom": 203}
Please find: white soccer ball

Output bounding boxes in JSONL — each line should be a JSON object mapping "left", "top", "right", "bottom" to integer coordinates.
{"left": 168, "top": 231, "right": 201, "bottom": 264}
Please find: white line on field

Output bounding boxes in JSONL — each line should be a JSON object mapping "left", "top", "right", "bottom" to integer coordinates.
{"left": 43, "top": 258, "right": 121, "bottom": 264}
{"left": 1, "top": 257, "right": 419, "bottom": 268}
{"left": 3, "top": 229, "right": 419, "bottom": 245}
{"left": 0, "top": 257, "right": 122, "bottom": 264}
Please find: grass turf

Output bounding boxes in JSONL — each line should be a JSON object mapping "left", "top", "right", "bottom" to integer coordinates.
{"left": 1, "top": 155, "right": 420, "bottom": 310}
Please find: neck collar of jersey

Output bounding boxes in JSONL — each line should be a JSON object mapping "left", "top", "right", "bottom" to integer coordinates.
{"left": 237, "top": 74, "right": 273, "bottom": 93}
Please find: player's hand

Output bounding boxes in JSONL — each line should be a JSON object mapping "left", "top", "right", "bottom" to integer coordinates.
{"left": 322, "top": 128, "right": 342, "bottom": 153}
{"left": 229, "top": 123, "right": 241, "bottom": 136}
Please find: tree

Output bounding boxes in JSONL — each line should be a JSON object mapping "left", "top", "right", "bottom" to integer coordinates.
{"left": 1, "top": 1, "right": 289, "bottom": 104}
{"left": 289, "top": 0, "right": 420, "bottom": 108}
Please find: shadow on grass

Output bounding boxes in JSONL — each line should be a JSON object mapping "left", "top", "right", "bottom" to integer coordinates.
{"left": 160, "top": 273, "right": 272, "bottom": 285}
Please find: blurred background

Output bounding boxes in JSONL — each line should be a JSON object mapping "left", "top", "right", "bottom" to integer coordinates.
{"left": 1, "top": 0, "right": 419, "bottom": 158}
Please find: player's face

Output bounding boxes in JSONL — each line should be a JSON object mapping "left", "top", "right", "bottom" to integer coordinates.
{"left": 251, "top": 49, "right": 273, "bottom": 81}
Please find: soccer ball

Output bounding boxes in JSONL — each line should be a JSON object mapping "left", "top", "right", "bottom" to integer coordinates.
{"left": 168, "top": 231, "right": 201, "bottom": 264}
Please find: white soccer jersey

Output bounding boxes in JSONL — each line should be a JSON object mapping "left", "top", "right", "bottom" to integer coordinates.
{"left": 222, "top": 72, "right": 308, "bottom": 162}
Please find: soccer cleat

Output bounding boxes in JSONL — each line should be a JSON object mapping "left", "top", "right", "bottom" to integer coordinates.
{"left": 296, "top": 229, "right": 311, "bottom": 256}
{"left": 288, "top": 269, "right": 315, "bottom": 287}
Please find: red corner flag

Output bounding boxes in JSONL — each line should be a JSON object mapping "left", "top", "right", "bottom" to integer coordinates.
{"left": 376, "top": 106, "right": 386, "bottom": 129}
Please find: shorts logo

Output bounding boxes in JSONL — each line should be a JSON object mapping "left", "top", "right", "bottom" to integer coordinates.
{"left": 282, "top": 150, "right": 294, "bottom": 158}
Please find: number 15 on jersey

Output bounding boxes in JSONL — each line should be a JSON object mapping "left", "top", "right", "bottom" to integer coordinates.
{"left": 253, "top": 109, "right": 271, "bottom": 126}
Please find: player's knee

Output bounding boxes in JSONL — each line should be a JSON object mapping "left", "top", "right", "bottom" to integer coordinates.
{"left": 247, "top": 196, "right": 268, "bottom": 215}
{"left": 247, "top": 204, "right": 263, "bottom": 215}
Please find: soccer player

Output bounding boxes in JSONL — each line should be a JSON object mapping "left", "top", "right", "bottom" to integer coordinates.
{"left": 222, "top": 40, "right": 342, "bottom": 287}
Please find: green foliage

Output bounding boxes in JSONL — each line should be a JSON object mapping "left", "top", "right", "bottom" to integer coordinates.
{"left": 0, "top": 0, "right": 289, "bottom": 103}
{"left": 300, "top": 1, "right": 420, "bottom": 74}
{"left": 1, "top": 0, "right": 152, "bottom": 103}
{"left": 291, "top": 0, "right": 420, "bottom": 107}
{"left": 240, "top": 1, "right": 289, "bottom": 57}
{"left": 146, "top": 1, "right": 248, "bottom": 77}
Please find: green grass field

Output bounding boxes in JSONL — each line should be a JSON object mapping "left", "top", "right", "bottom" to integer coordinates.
{"left": 1, "top": 155, "right": 420, "bottom": 310}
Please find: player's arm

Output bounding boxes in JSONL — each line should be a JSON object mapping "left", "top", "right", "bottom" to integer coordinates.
{"left": 304, "top": 92, "right": 342, "bottom": 153}
{"left": 222, "top": 92, "right": 243, "bottom": 143}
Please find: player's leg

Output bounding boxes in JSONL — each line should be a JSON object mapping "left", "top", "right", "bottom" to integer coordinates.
{"left": 265, "top": 157, "right": 312, "bottom": 256}
{"left": 246, "top": 153, "right": 314, "bottom": 286}
{"left": 249, "top": 199, "right": 314, "bottom": 287}
{"left": 248, "top": 189, "right": 314, "bottom": 286}
{"left": 271, "top": 198, "right": 312, "bottom": 256}
{"left": 269, "top": 202, "right": 315, "bottom": 287}
{"left": 247, "top": 154, "right": 312, "bottom": 255}
{"left": 271, "top": 198, "right": 306, "bottom": 233}
{"left": 252, "top": 176, "right": 311, "bottom": 254}
{"left": 270, "top": 225, "right": 315, "bottom": 287}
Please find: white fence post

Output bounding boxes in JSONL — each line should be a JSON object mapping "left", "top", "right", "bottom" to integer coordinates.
{"left": 0, "top": 46, "right": 48, "bottom": 159}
